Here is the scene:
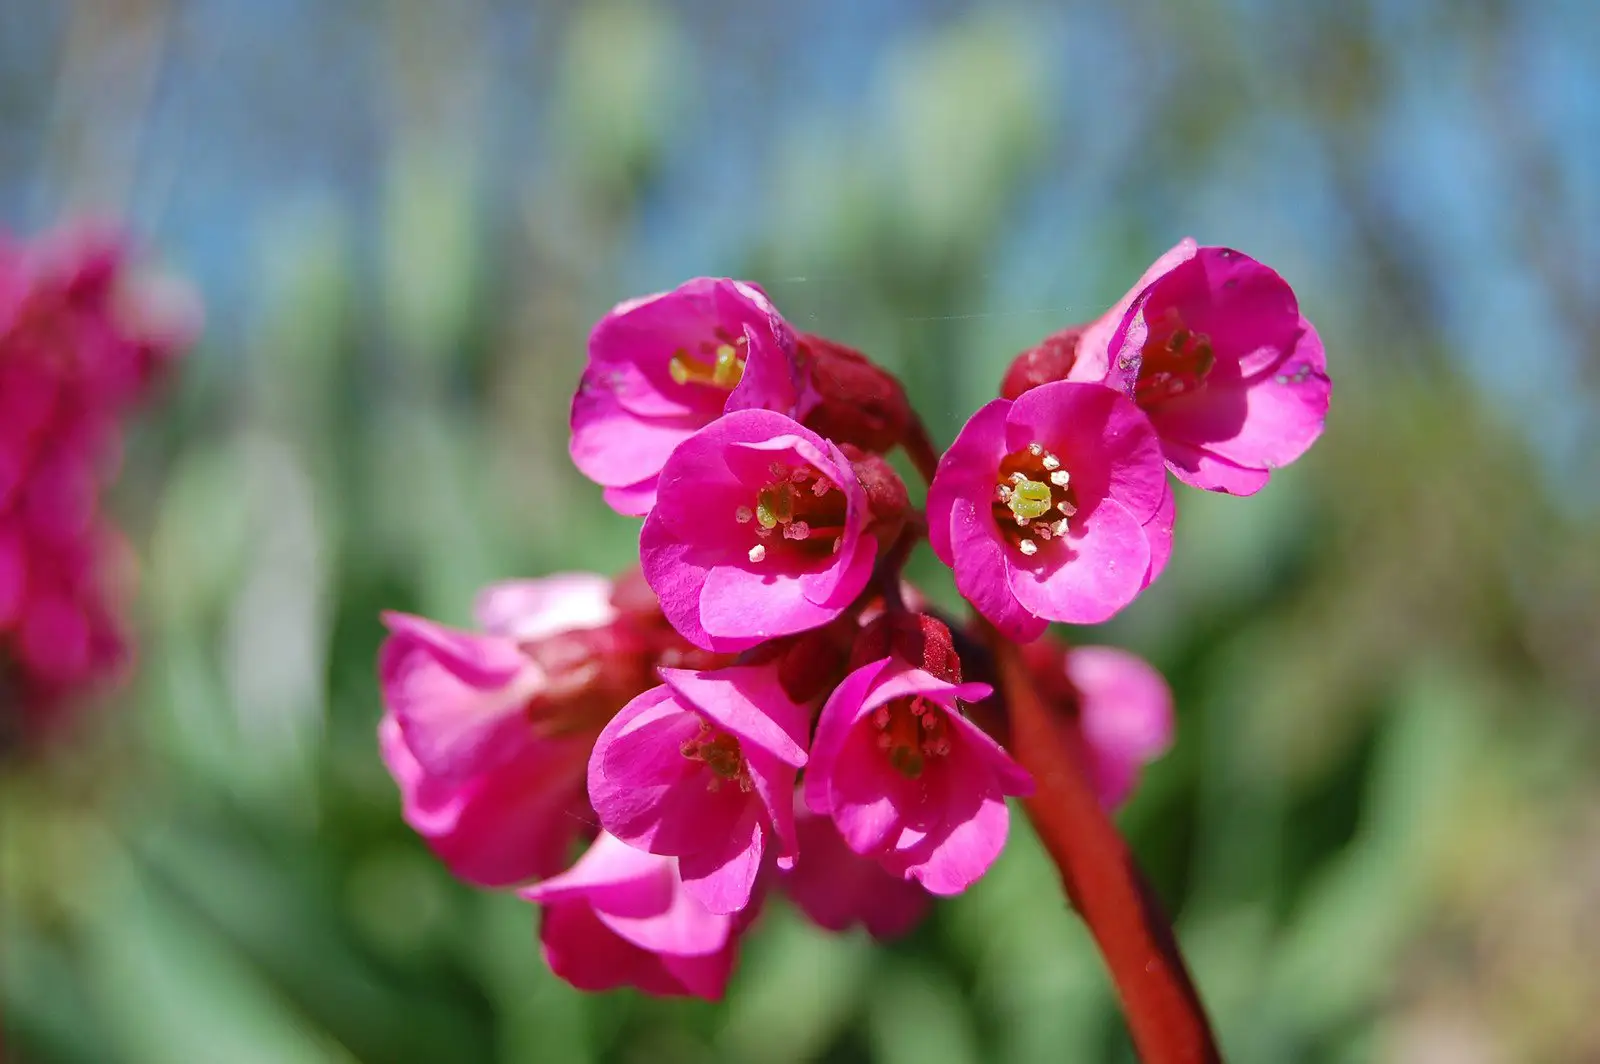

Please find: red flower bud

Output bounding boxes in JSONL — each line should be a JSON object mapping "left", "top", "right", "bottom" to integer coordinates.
{"left": 850, "top": 611, "right": 962, "bottom": 683}
{"left": 999, "top": 325, "right": 1083, "bottom": 400}
{"left": 844, "top": 448, "right": 910, "bottom": 553}
{"left": 797, "top": 333, "right": 914, "bottom": 455}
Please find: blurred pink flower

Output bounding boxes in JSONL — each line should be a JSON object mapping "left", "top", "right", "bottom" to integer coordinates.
{"left": 927, "top": 381, "right": 1171, "bottom": 642}
{"left": 803, "top": 657, "right": 1032, "bottom": 895}
{"left": 569, "top": 277, "right": 807, "bottom": 516}
{"left": 640, "top": 409, "right": 876, "bottom": 652}
{"left": 1063, "top": 645, "right": 1175, "bottom": 809}
{"left": 377, "top": 573, "right": 697, "bottom": 886}
{"left": 588, "top": 663, "right": 809, "bottom": 914}
{"left": 1079, "top": 243, "right": 1330, "bottom": 495}
{"left": 0, "top": 222, "right": 196, "bottom": 731}
{"left": 521, "top": 832, "right": 739, "bottom": 1000}
{"left": 779, "top": 799, "right": 932, "bottom": 940}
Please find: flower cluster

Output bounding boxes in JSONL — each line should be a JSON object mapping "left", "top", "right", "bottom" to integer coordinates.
{"left": 0, "top": 223, "right": 198, "bottom": 738}
{"left": 378, "top": 249, "right": 1327, "bottom": 999}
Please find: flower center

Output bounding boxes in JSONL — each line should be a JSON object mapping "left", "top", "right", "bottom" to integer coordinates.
{"left": 873, "top": 695, "right": 953, "bottom": 779}
{"left": 1133, "top": 309, "right": 1214, "bottom": 405}
{"left": 680, "top": 720, "right": 753, "bottom": 793}
{"left": 736, "top": 461, "right": 849, "bottom": 563}
{"left": 668, "top": 330, "right": 748, "bottom": 391}
{"left": 991, "top": 442, "right": 1078, "bottom": 558}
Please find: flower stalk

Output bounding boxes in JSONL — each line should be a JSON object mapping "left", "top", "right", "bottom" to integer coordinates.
{"left": 986, "top": 624, "right": 1222, "bottom": 1064}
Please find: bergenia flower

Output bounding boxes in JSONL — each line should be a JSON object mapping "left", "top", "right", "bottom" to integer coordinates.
{"left": 803, "top": 657, "right": 1033, "bottom": 895}
{"left": 1080, "top": 243, "right": 1329, "bottom": 495}
{"left": 927, "top": 381, "right": 1171, "bottom": 642}
{"left": 377, "top": 573, "right": 663, "bottom": 885}
{"left": 521, "top": 832, "right": 739, "bottom": 1000}
{"left": 569, "top": 277, "right": 807, "bottom": 516}
{"left": 778, "top": 799, "right": 931, "bottom": 940}
{"left": 0, "top": 223, "right": 197, "bottom": 732}
{"left": 1025, "top": 640, "right": 1175, "bottom": 810}
{"left": 640, "top": 409, "right": 876, "bottom": 653}
{"left": 379, "top": 714, "right": 593, "bottom": 888}
{"left": 588, "top": 664, "right": 810, "bottom": 914}
{"left": 1066, "top": 645, "right": 1174, "bottom": 809}
{"left": 378, "top": 573, "right": 630, "bottom": 782}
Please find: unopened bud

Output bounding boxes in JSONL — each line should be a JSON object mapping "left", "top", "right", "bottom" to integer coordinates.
{"left": 797, "top": 333, "right": 914, "bottom": 455}
{"left": 1000, "top": 325, "right": 1083, "bottom": 400}
{"left": 846, "top": 449, "right": 910, "bottom": 551}
{"left": 851, "top": 612, "right": 962, "bottom": 683}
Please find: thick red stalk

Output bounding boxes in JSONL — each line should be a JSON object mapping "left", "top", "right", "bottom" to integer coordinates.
{"left": 986, "top": 628, "right": 1223, "bottom": 1064}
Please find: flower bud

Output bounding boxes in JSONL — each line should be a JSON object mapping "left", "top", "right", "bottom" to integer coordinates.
{"left": 999, "top": 325, "right": 1082, "bottom": 400}
{"left": 850, "top": 611, "right": 961, "bottom": 683}
{"left": 797, "top": 333, "right": 914, "bottom": 455}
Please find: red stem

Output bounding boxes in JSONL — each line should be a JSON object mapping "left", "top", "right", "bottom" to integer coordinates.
{"left": 986, "top": 627, "right": 1223, "bottom": 1064}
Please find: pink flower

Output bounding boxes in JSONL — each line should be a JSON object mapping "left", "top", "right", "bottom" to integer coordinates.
{"left": 1078, "top": 243, "right": 1330, "bottom": 495}
{"left": 779, "top": 801, "right": 931, "bottom": 940}
{"left": 1065, "top": 646, "right": 1174, "bottom": 809}
{"left": 803, "top": 657, "right": 1032, "bottom": 895}
{"left": 1024, "top": 640, "right": 1175, "bottom": 810}
{"left": 379, "top": 714, "right": 592, "bottom": 888}
{"left": 376, "top": 573, "right": 669, "bottom": 886}
{"left": 569, "top": 277, "right": 806, "bottom": 516}
{"left": 520, "top": 832, "right": 739, "bottom": 1000}
{"left": 0, "top": 222, "right": 195, "bottom": 734}
{"left": 588, "top": 664, "right": 809, "bottom": 914}
{"left": 927, "top": 381, "right": 1171, "bottom": 642}
{"left": 640, "top": 409, "right": 876, "bottom": 653}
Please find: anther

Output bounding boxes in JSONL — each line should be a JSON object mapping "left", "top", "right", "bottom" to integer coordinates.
{"left": 783, "top": 521, "right": 811, "bottom": 541}
{"left": 1027, "top": 442, "right": 1044, "bottom": 456}
{"left": 1018, "top": 539, "right": 1039, "bottom": 556}
{"left": 1041, "top": 453, "right": 1060, "bottom": 471}
{"left": 748, "top": 544, "right": 766, "bottom": 563}
{"left": 735, "top": 505, "right": 753, "bottom": 524}
{"left": 1050, "top": 518, "right": 1070, "bottom": 536}
{"left": 1049, "top": 470, "right": 1071, "bottom": 486}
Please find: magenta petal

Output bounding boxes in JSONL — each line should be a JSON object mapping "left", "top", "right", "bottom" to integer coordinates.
{"left": 700, "top": 564, "right": 843, "bottom": 647}
{"left": 539, "top": 901, "right": 689, "bottom": 996}
{"left": 522, "top": 833, "right": 669, "bottom": 907}
{"left": 947, "top": 499, "right": 1048, "bottom": 643}
{"left": 780, "top": 807, "right": 932, "bottom": 940}
{"left": 587, "top": 687, "right": 747, "bottom": 856}
{"left": 927, "top": 398, "right": 1011, "bottom": 566}
{"left": 596, "top": 874, "right": 732, "bottom": 958}
{"left": 889, "top": 782, "right": 1010, "bottom": 897}
{"left": 1006, "top": 498, "right": 1151, "bottom": 625}
{"left": 1010, "top": 382, "right": 1167, "bottom": 524}
{"left": 1068, "top": 646, "right": 1174, "bottom": 810}
{"left": 658, "top": 946, "right": 738, "bottom": 1001}
{"left": 678, "top": 812, "right": 765, "bottom": 914}
{"left": 473, "top": 573, "right": 616, "bottom": 640}
{"left": 378, "top": 715, "right": 587, "bottom": 887}
{"left": 1161, "top": 440, "right": 1273, "bottom": 495}
{"left": 1143, "top": 480, "right": 1177, "bottom": 584}
{"left": 569, "top": 368, "right": 701, "bottom": 487}
{"left": 827, "top": 722, "right": 910, "bottom": 856}
{"left": 602, "top": 478, "right": 661, "bottom": 517}
{"left": 804, "top": 657, "right": 894, "bottom": 815}
{"left": 940, "top": 710, "right": 1033, "bottom": 797}
{"left": 1153, "top": 319, "right": 1329, "bottom": 479}
{"left": 658, "top": 665, "right": 809, "bottom": 766}
{"left": 1074, "top": 238, "right": 1200, "bottom": 384}
{"left": 378, "top": 613, "right": 540, "bottom": 782}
